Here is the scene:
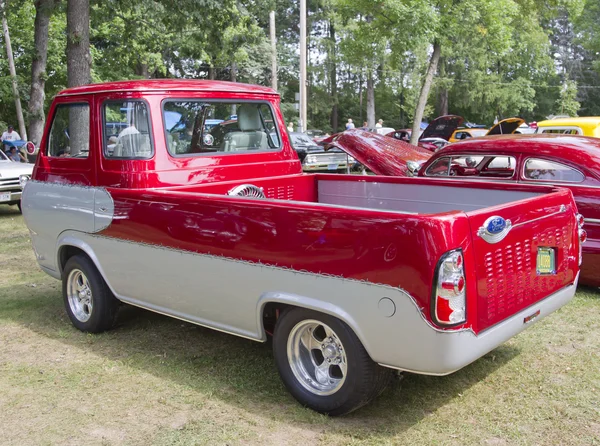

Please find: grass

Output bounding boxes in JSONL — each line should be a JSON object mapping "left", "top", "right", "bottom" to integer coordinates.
{"left": 0, "top": 204, "right": 599, "bottom": 445}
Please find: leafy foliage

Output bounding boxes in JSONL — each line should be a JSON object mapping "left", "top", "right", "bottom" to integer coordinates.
{"left": 0, "top": 0, "right": 595, "bottom": 134}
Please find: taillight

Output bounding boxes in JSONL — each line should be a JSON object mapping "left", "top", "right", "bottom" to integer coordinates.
{"left": 433, "top": 250, "right": 466, "bottom": 326}
{"left": 577, "top": 214, "right": 586, "bottom": 265}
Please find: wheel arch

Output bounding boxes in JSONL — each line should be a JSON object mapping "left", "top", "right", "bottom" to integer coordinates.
{"left": 55, "top": 235, "right": 119, "bottom": 298}
{"left": 257, "top": 292, "right": 375, "bottom": 361}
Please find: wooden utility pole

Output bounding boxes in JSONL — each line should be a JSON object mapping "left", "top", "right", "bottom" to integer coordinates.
{"left": 299, "top": 0, "right": 307, "bottom": 132}
{"left": 1, "top": 1, "right": 27, "bottom": 141}
{"left": 269, "top": 11, "right": 277, "bottom": 91}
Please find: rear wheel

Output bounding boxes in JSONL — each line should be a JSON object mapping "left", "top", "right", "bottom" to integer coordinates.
{"left": 273, "top": 307, "right": 392, "bottom": 415}
{"left": 62, "top": 254, "right": 119, "bottom": 333}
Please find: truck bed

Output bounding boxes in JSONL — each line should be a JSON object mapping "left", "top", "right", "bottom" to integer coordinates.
{"left": 160, "top": 173, "right": 545, "bottom": 214}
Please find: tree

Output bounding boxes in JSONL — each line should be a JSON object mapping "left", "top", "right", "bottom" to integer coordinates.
{"left": 556, "top": 79, "right": 580, "bottom": 116}
{"left": 29, "top": 0, "right": 56, "bottom": 146}
{"left": 67, "top": 0, "right": 90, "bottom": 87}
{"left": 1, "top": 0, "right": 27, "bottom": 140}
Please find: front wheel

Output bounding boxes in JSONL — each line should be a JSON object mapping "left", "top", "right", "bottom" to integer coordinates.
{"left": 273, "top": 307, "right": 392, "bottom": 415}
{"left": 62, "top": 254, "right": 119, "bottom": 333}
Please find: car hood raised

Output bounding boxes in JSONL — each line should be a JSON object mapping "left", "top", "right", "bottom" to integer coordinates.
{"left": 0, "top": 161, "right": 33, "bottom": 177}
{"left": 323, "top": 129, "right": 432, "bottom": 176}
{"left": 487, "top": 117, "right": 525, "bottom": 135}
{"left": 419, "top": 115, "right": 464, "bottom": 141}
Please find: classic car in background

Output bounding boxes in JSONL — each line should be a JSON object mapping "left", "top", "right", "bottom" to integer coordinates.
{"left": 535, "top": 117, "right": 600, "bottom": 137}
{"left": 416, "top": 134, "right": 600, "bottom": 285}
{"left": 0, "top": 149, "right": 33, "bottom": 211}
{"left": 448, "top": 128, "right": 488, "bottom": 142}
{"left": 385, "top": 115, "right": 463, "bottom": 151}
{"left": 289, "top": 131, "right": 357, "bottom": 172}
{"left": 330, "top": 132, "right": 598, "bottom": 287}
{"left": 323, "top": 129, "right": 432, "bottom": 176}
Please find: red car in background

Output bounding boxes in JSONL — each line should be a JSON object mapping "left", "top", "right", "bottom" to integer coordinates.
{"left": 323, "top": 128, "right": 432, "bottom": 176}
{"left": 330, "top": 133, "right": 598, "bottom": 287}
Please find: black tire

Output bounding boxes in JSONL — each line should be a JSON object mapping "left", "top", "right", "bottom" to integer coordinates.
{"left": 62, "top": 254, "right": 119, "bottom": 333}
{"left": 273, "top": 307, "right": 392, "bottom": 416}
{"left": 17, "top": 201, "right": 22, "bottom": 213}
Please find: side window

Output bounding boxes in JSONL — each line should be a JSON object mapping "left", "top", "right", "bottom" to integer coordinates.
{"left": 425, "top": 157, "right": 451, "bottom": 176}
{"left": 103, "top": 100, "right": 153, "bottom": 158}
{"left": 163, "top": 101, "right": 281, "bottom": 156}
{"left": 480, "top": 156, "right": 516, "bottom": 178}
{"left": 524, "top": 158, "right": 584, "bottom": 183}
{"left": 47, "top": 103, "right": 90, "bottom": 158}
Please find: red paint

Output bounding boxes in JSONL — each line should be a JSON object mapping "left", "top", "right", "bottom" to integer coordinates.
{"left": 322, "top": 129, "right": 432, "bottom": 176}
{"left": 31, "top": 80, "right": 580, "bottom": 333}
{"left": 33, "top": 81, "right": 302, "bottom": 188}
{"left": 419, "top": 134, "right": 600, "bottom": 286}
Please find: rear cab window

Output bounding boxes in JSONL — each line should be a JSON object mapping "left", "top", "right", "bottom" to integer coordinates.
{"left": 523, "top": 158, "right": 584, "bottom": 183}
{"left": 163, "top": 101, "right": 281, "bottom": 156}
{"left": 425, "top": 155, "right": 516, "bottom": 179}
{"left": 102, "top": 100, "right": 153, "bottom": 159}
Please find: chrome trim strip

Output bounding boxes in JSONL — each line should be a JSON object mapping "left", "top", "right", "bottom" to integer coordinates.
{"left": 512, "top": 204, "right": 567, "bottom": 229}
{"left": 584, "top": 217, "right": 600, "bottom": 224}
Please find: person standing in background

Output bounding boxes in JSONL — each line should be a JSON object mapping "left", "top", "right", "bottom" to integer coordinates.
{"left": 376, "top": 119, "right": 383, "bottom": 128}
{"left": 346, "top": 119, "right": 355, "bottom": 130}
{"left": 1, "top": 125, "right": 21, "bottom": 152}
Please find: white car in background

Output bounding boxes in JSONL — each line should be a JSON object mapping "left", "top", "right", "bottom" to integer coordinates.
{"left": 0, "top": 150, "right": 33, "bottom": 211}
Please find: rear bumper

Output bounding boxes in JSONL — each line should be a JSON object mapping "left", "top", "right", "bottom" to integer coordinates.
{"left": 378, "top": 273, "right": 578, "bottom": 375}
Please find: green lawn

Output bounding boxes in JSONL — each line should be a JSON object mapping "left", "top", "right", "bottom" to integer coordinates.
{"left": 0, "top": 204, "right": 598, "bottom": 445}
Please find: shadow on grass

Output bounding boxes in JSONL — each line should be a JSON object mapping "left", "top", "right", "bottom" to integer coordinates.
{"left": 0, "top": 205, "right": 22, "bottom": 217}
{"left": 1, "top": 283, "right": 520, "bottom": 436}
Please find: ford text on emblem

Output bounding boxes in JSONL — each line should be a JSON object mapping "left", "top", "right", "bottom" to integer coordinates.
{"left": 477, "top": 215, "right": 512, "bottom": 244}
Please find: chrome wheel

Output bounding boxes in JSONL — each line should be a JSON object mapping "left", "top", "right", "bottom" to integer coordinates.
{"left": 287, "top": 319, "right": 347, "bottom": 396}
{"left": 66, "top": 268, "right": 93, "bottom": 323}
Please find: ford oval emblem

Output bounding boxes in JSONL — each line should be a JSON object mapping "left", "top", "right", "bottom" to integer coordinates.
{"left": 487, "top": 217, "right": 506, "bottom": 235}
{"left": 478, "top": 215, "right": 512, "bottom": 244}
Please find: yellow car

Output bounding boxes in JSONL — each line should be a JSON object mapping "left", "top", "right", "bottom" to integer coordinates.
{"left": 535, "top": 117, "right": 600, "bottom": 137}
{"left": 448, "top": 128, "right": 488, "bottom": 142}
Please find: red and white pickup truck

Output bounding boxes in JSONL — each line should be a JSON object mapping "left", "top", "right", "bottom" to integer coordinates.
{"left": 23, "top": 80, "right": 582, "bottom": 415}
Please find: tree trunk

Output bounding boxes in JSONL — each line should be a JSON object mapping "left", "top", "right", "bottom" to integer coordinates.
{"left": 29, "top": 0, "right": 54, "bottom": 146}
{"left": 67, "top": 0, "right": 91, "bottom": 88}
{"left": 67, "top": 0, "right": 91, "bottom": 156}
{"left": 358, "top": 71, "right": 363, "bottom": 124}
{"left": 230, "top": 62, "right": 237, "bottom": 116}
{"left": 269, "top": 10, "right": 277, "bottom": 91}
{"left": 410, "top": 40, "right": 441, "bottom": 145}
{"left": 436, "top": 58, "right": 448, "bottom": 116}
{"left": 135, "top": 61, "right": 149, "bottom": 78}
{"left": 208, "top": 63, "right": 215, "bottom": 80}
{"left": 366, "top": 70, "right": 375, "bottom": 128}
{"left": 329, "top": 20, "right": 338, "bottom": 132}
{"left": 1, "top": 2, "right": 27, "bottom": 141}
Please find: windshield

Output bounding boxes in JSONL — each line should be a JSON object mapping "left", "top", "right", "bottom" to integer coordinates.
{"left": 0, "top": 150, "right": 9, "bottom": 161}
{"left": 163, "top": 101, "right": 281, "bottom": 156}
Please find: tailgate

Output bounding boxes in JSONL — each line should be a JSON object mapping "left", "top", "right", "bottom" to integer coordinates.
{"left": 467, "top": 188, "right": 579, "bottom": 332}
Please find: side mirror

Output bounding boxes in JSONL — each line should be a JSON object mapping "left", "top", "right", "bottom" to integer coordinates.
{"left": 406, "top": 160, "right": 422, "bottom": 176}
